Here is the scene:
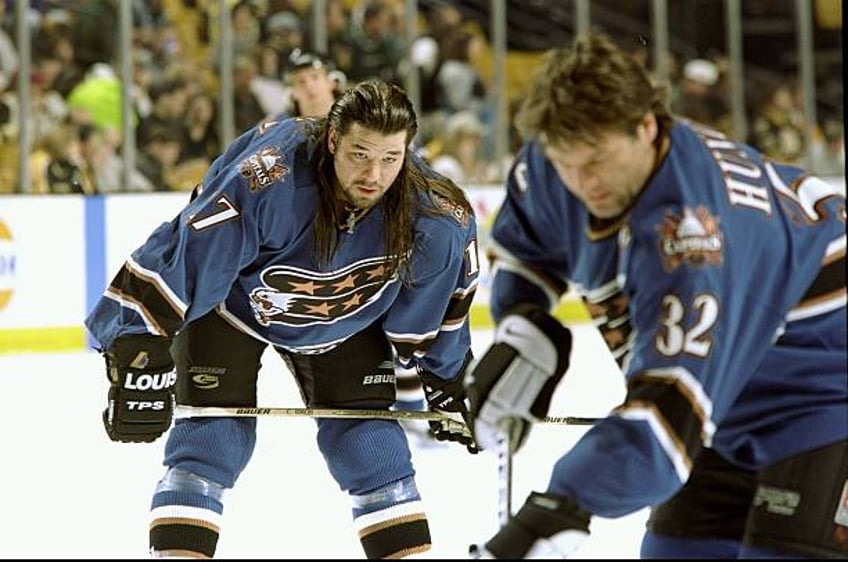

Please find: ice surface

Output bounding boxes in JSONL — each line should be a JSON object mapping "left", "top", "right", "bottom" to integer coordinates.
{"left": 0, "top": 325, "right": 647, "bottom": 559}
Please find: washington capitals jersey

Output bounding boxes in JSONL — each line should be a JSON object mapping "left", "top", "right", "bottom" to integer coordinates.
{"left": 85, "top": 117, "right": 480, "bottom": 382}
{"left": 488, "top": 119, "right": 846, "bottom": 517}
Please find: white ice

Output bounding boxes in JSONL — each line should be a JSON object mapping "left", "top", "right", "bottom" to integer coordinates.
{"left": 0, "top": 325, "right": 648, "bottom": 559}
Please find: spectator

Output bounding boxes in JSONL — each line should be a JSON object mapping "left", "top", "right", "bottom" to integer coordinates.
{"left": 136, "top": 77, "right": 189, "bottom": 150}
{"left": 4, "top": 69, "right": 68, "bottom": 150}
{"left": 251, "top": 44, "right": 289, "bottom": 117}
{"left": 346, "top": 0, "right": 405, "bottom": 86}
{"left": 323, "top": 0, "right": 354, "bottom": 76}
{"left": 66, "top": 62, "right": 127, "bottom": 140}
{"left": 29, "top": 119, "right": 94, "bottom": 195}
{"left": 230, "top": 53, "right": 269, "bottom": 134}
{"left": 130, "top": 47, "right": 159, "bottom": 121}
{"left": 182, "top": 90, "right": 220, "bottom": 163}
{"left": 411, "top": 2, "right": 464, "bottom": 116}
{"left": 672, "top": 58, "right": 729, "bottom": 131}
{"left": 262, "top": 10, "right": 305, "bottom": 65}
{"left": 34, "top": 19, "right": 84, "bottom": 98}
{"left": 430, "top": 110, "right": 497, "bottom": 185}
{"left": 140, "top": 119, "right": 214, "bottom": 193}
{"left": 0, "top": 4, "right": 17, "bottom": 93}
{"left": 433, "top": 30, "right": 488, "bottom": 116}
{"left": 809, "top": 116, "right": 845, "bottom": 177}
{"left": 749, "top": 81, "right": 807, "bottom": 165}
{"left": 281, "top": 48, "right": 345, "bottom": 118}
{"left": 67, "top": 0, "right": 119, "bottom": 70}
{"left": 79, "top": 122, "right": 155, "bottom": 193}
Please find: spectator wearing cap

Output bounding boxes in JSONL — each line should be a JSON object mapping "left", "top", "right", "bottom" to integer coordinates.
{"left": 263, "top": 10, "right": 305, "bottom": 64}
{"left": 66, "top": 62, "right": 125, "bottom": 142}
{"left": 278, "top": 48, "right": 346, "bottom": 119}
{"left": 672, "top": 57, "right": 729, "bottom": 131}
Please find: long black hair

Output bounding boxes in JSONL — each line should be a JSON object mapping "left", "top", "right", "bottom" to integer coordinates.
{"left": 311, "top": 80, "right": 472, "bottom": 283}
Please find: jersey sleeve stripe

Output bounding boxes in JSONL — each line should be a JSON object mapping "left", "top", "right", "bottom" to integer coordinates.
{"left": 618, "top": 366, "right": 716, "bottom": 477}
{"left": 788, "top": 235, "right": 846, "bottom": 321}
{"left": 106, "top": 264, "right": 186, "bottom": 337}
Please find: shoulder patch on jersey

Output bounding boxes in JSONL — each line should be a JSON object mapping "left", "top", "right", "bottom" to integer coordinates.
{"left": 656, "top": 205, "right": 724, "bottom": 271}
{"left": 430, "top": 191, "right": 471, "bottom": 228}
{"left": 238, "top": 147, "right": 289, "bottom": 192}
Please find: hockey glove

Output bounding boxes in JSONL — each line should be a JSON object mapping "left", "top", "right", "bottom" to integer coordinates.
{"left": 465, "top": 304, "right": 572, "bottom": 453}
{"left": 102, "top": 334, "right": 176, "bottom": 443}
{"left": 419, "top": 367, "right": 480, "bottom": 454}
{"left": 469, "top": 491, "right": 591, "bottom": 559}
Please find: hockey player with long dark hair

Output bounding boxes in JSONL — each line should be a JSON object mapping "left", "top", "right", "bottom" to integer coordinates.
{"left": 85, "top": 80, "right": 481, "bottom": 558}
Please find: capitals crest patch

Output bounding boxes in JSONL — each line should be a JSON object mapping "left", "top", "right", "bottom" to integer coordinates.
{"left": 657, "top": 205, "right": 724, "bottom": 271}
{"left": 239, "top": 147, "right": 289, "bottom": 192}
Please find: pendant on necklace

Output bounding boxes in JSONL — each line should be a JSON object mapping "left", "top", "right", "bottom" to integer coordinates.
{"left": 345, "top": 207, "right": 361, "bottom": 234}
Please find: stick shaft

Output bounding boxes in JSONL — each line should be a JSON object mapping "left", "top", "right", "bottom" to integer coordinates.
{"left": 174, "top": 405, "right": 599, "bottom": 425}
{"left": 175, "top": 405, "right": 447, "bottom": 421}
{"left": 496, "top": 430, "right": 513, "bottom": 527}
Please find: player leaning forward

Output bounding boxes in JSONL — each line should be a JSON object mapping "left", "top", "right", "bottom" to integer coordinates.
{"left": 465, "top": 32, "right": 847, "bottom": 558}
{"left": 84, "top": 80, "right": 481, "bottom": 558}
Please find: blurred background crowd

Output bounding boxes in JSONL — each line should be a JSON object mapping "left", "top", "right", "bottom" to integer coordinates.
{"left": 0, "top": 0, "right": 843, "bottom": 195}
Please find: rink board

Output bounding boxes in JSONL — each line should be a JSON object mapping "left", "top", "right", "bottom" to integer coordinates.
{"left": 0, "top": 188, "right": 591, "bottom": 354}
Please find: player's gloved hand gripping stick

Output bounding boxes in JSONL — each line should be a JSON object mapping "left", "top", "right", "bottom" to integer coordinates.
{"left": 465, "top": 305, "right": 592, "bottom": 558}
{"left": 101, "top": 334, "right": 176, "bottom": 443}
{"left": 465, "top": 304, "right": 573, "bottom": 453}
{"left": 419, "top": 357, "right": 480, "bottom": 454}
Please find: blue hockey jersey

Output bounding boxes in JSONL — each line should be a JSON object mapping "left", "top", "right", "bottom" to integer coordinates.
{"left": 488, "top": 119, "right": 847, "bottom": 517}
{"left": 85, "top": 117, "right": 480, "bottom": 382}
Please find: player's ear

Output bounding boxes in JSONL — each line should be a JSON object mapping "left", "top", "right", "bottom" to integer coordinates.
{"left": 328, "top": 127, "right": 337, "bottom": 155}
{"left": 639, "top": 112, "right": 658, "bottom": 143}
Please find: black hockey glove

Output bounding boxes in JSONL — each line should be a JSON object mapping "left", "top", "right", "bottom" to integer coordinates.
{"left": 469, "top": 491, "right": 591, "bottom": 558}
{"left": 101, "top": 334, "right": 176, "bottom": 443}
{"left": 465, "top": 304, "right": 572, "bottom": 453}
{"left": 419, "top": 366, "right": 480, "bottom": 454}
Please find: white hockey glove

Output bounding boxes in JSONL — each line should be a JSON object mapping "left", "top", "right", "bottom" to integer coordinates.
{"left": 464, "top": 304, "right": 572, "bottom": 453}
{"left": 468, "top": 492, "right": 591, "bottom": 559}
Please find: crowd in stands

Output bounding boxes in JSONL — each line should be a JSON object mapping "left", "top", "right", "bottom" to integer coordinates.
{"left": 0, "top": 0, "right": 843, "bottom": 195}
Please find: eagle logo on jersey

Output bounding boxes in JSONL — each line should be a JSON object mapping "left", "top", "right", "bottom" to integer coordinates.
{"left": 238, "top": 147, "right": 289, "bottom": 192}
{"left": 248, "top": 257, "right": 397, "bottom": 326}
{"left": 657, "top": 205, "right": 724, "bottom": 271}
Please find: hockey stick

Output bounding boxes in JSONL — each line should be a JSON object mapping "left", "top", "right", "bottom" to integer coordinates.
{"left": 495, "top": 427, "right": 513, "bottom": 527}
{"left": 174, "top": 405, "right": 599, "bottom": 425}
